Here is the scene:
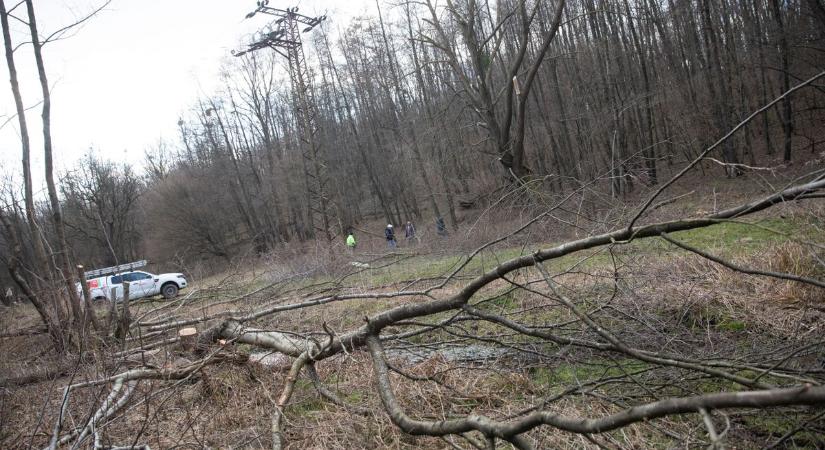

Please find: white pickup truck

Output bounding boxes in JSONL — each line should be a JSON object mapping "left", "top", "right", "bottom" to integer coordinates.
{"left": 78, "top": 261, "right": 188, "bottom": 302}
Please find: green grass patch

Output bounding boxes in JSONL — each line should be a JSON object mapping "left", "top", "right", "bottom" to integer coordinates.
{"left": 679, "top": 302, "right": 750, "bottom": 333}
{"left": 740, "top": 412, "right": 825, "bottom": 445}
{"left": 231, "top": 215, "right": 820, "bottom": 301}
{"left": 487, "top": 291, "right": 519, "bottom": 310}
{"left": 348, "top": 218, "right": 807, "bottom": 287}
{"left": 666, "top": 218, "right": 807, "bottom": 254}
{"left": 531, "top": 359, "right": 650, "bottom": 387}
{"left": 344, "top": 390, "right": 364, "bottom": 404}
{"left": 290, "top": 396, "right": 326, "bottom": 416}
{"left": 717, "top": 317, "right": 748, "bottom": 332}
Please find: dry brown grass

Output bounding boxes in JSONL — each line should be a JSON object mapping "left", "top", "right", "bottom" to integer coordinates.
{"left": 3, "top": 251, "right": 822, "bottom": 449}
{"left": 2, "top": 172, "right": 825, "bottom": 449}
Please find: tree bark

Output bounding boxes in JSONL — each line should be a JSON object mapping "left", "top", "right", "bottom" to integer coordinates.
{"left": 25, "top": 0, "right": 85, "bottom": 325}
{"left": 770, "top": 0, "right": 793, "bottom": 161}
{"left": 0, "top": 0, "right": 51, "bottom": 279}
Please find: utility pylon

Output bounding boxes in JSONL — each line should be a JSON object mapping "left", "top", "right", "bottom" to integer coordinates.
{"left": 235, "top": 1, "right": 336, "bottom": 243}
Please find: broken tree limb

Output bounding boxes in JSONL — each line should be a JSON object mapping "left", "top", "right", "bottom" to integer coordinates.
{"left": 365, "top": 335, "right": 825, "bottom": 437}
{"left": 661, "top": 232, "right": 825, "bottom": 289}
{"left": 59, "top": 379, "right": 138, "bottom": 448}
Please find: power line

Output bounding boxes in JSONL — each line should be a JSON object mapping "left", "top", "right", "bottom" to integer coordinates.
{"left": 235, "top": 1, "right": 337, "bottom": 243}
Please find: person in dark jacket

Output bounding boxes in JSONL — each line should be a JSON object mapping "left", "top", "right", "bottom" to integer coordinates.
{"left": 385, "top": 224, "right": 397, "bottom": 248}
{"left": 436, "top": 216, "right": 447, "bottom": 237}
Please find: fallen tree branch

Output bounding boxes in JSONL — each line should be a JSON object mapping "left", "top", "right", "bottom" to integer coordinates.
{"left": 366, "top": 334, "right": 825, "bottom": 438}
{"left": 313, "top": 178, "right": 825, "bottom": 359}
{"left": 0, "top": 326, "right": 48, "bottom": 338}
{"left": 45, "top": 379, "right": 138, "bottom": 449}
{"left": 628, "top": 70, "right": 825, "bottom": 229}
{"left": 305, "top": 362, "right": 370, "bottom": 416}
{"left": 190, "top": 179, "right": 825, "bottom": 370}
{"left": 0, "top": 361, "right": 77, "bottom": 388}
{"left": 650, "top": 190, "right": 695, "bottom": 211}
{"left": 661, "top": 232, "right": 825, "bottom": 289}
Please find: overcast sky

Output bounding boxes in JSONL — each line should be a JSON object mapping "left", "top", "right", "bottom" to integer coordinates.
{"left": 0, "top": 0, "right": 373, "bottom": 186}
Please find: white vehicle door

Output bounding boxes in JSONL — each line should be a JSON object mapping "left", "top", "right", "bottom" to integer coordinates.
{"left": 111, "top": 272, "right": 144, "bottom": 300}
{"left": 119, "top": 272, "right": 145, "bottom": 299}
{"left": 107, "top": 275, "right": 124, "bottom": 301}
{"left": 130, "top": 272, "right": 158, "bottom": 298}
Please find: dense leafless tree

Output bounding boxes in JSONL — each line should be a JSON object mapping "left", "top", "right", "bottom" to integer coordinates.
{"left": 0, "top": 0, "right": 823, "bottom": 447}
{"left": 0, "top": 0, "right": 114, "bottom": 350}
{"left": 61, "top": 155, "right": 143, "bottom": 267}
{"left": 135, "top": 0, "right": 823, "bottom": 261}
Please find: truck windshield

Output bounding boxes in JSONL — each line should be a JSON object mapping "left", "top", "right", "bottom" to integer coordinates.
{"left": 110, "top": 275, "right": 122, "bottom": 284}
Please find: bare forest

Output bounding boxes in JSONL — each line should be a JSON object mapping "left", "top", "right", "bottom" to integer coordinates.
{"left": 1, "top": 0, "right": 825, "bottom": 448}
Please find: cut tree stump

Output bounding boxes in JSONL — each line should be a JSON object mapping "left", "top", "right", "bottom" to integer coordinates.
{"left": 179, "top": 327, "right": 198, "bottom": 351}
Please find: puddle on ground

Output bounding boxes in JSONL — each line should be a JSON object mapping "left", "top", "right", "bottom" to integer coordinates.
{"left": 249, "top": 351, "right": 290, "bottom": 369}
{"left": 251, "top": 344, "right": 527, "bottom": 368}
{"left": 386, "top": 344, "right": 509, "bottom": 365}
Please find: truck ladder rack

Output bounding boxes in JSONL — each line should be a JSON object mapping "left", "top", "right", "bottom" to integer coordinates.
{"left": 84, "top": 260, "right": 147, "bottom": 279}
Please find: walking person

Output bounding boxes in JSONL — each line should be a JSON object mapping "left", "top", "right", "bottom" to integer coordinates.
{"left": 385, "top": 224, "right": 397, "bottom": 249}
{"left": 436, "top": 216, "right": 447, "bottom": 237}
{"left": 346, "top": 230, "right": 357, "bottom": 254}
{"left": 404, "top": 221, "right": 416, "bottom": 245}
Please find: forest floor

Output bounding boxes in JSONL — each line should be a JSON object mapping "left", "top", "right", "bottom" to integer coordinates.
{"left": 1, "top": 157, "right": 825, "bottom": 449}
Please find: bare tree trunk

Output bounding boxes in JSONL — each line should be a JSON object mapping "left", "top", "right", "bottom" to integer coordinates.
{"left": 770, "top": 0, "right": 793, "bottom": 161}
{"left": 115, "top": 282, "right": 130, "bottom": 342}
{"left": 622, "top": 0, "right": 657, "bottom": 184}
{"left": 319, "top": 27, "right": 394, "bottom": 226}
{"left": 745, "top": 0, "right": 776, "bottom": 157}
{"left": 376, "top": 0, "right": 441, "bottom": 221}
{"left": 807, "top": 0, "right": 825, "bottom": 27}
{"left": 0, "top": 0, "right": 51, "bottom": 279}
{"left": 0, "top": 207, "right": 65, "bottom": 352}
{"left": 25, "top": 0, "right": 84, "bottom": 326}
{"left": 76, "top": 265, "right": 100, "bottom": 332}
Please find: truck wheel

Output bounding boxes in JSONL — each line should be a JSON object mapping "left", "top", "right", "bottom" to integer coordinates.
{"left": 161, "top": 283, "right": 179, "bottom": 299}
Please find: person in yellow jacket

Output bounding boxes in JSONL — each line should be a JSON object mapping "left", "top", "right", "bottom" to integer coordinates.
{"left": 346, "top": 231, "right": 356, "bottom": 252}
